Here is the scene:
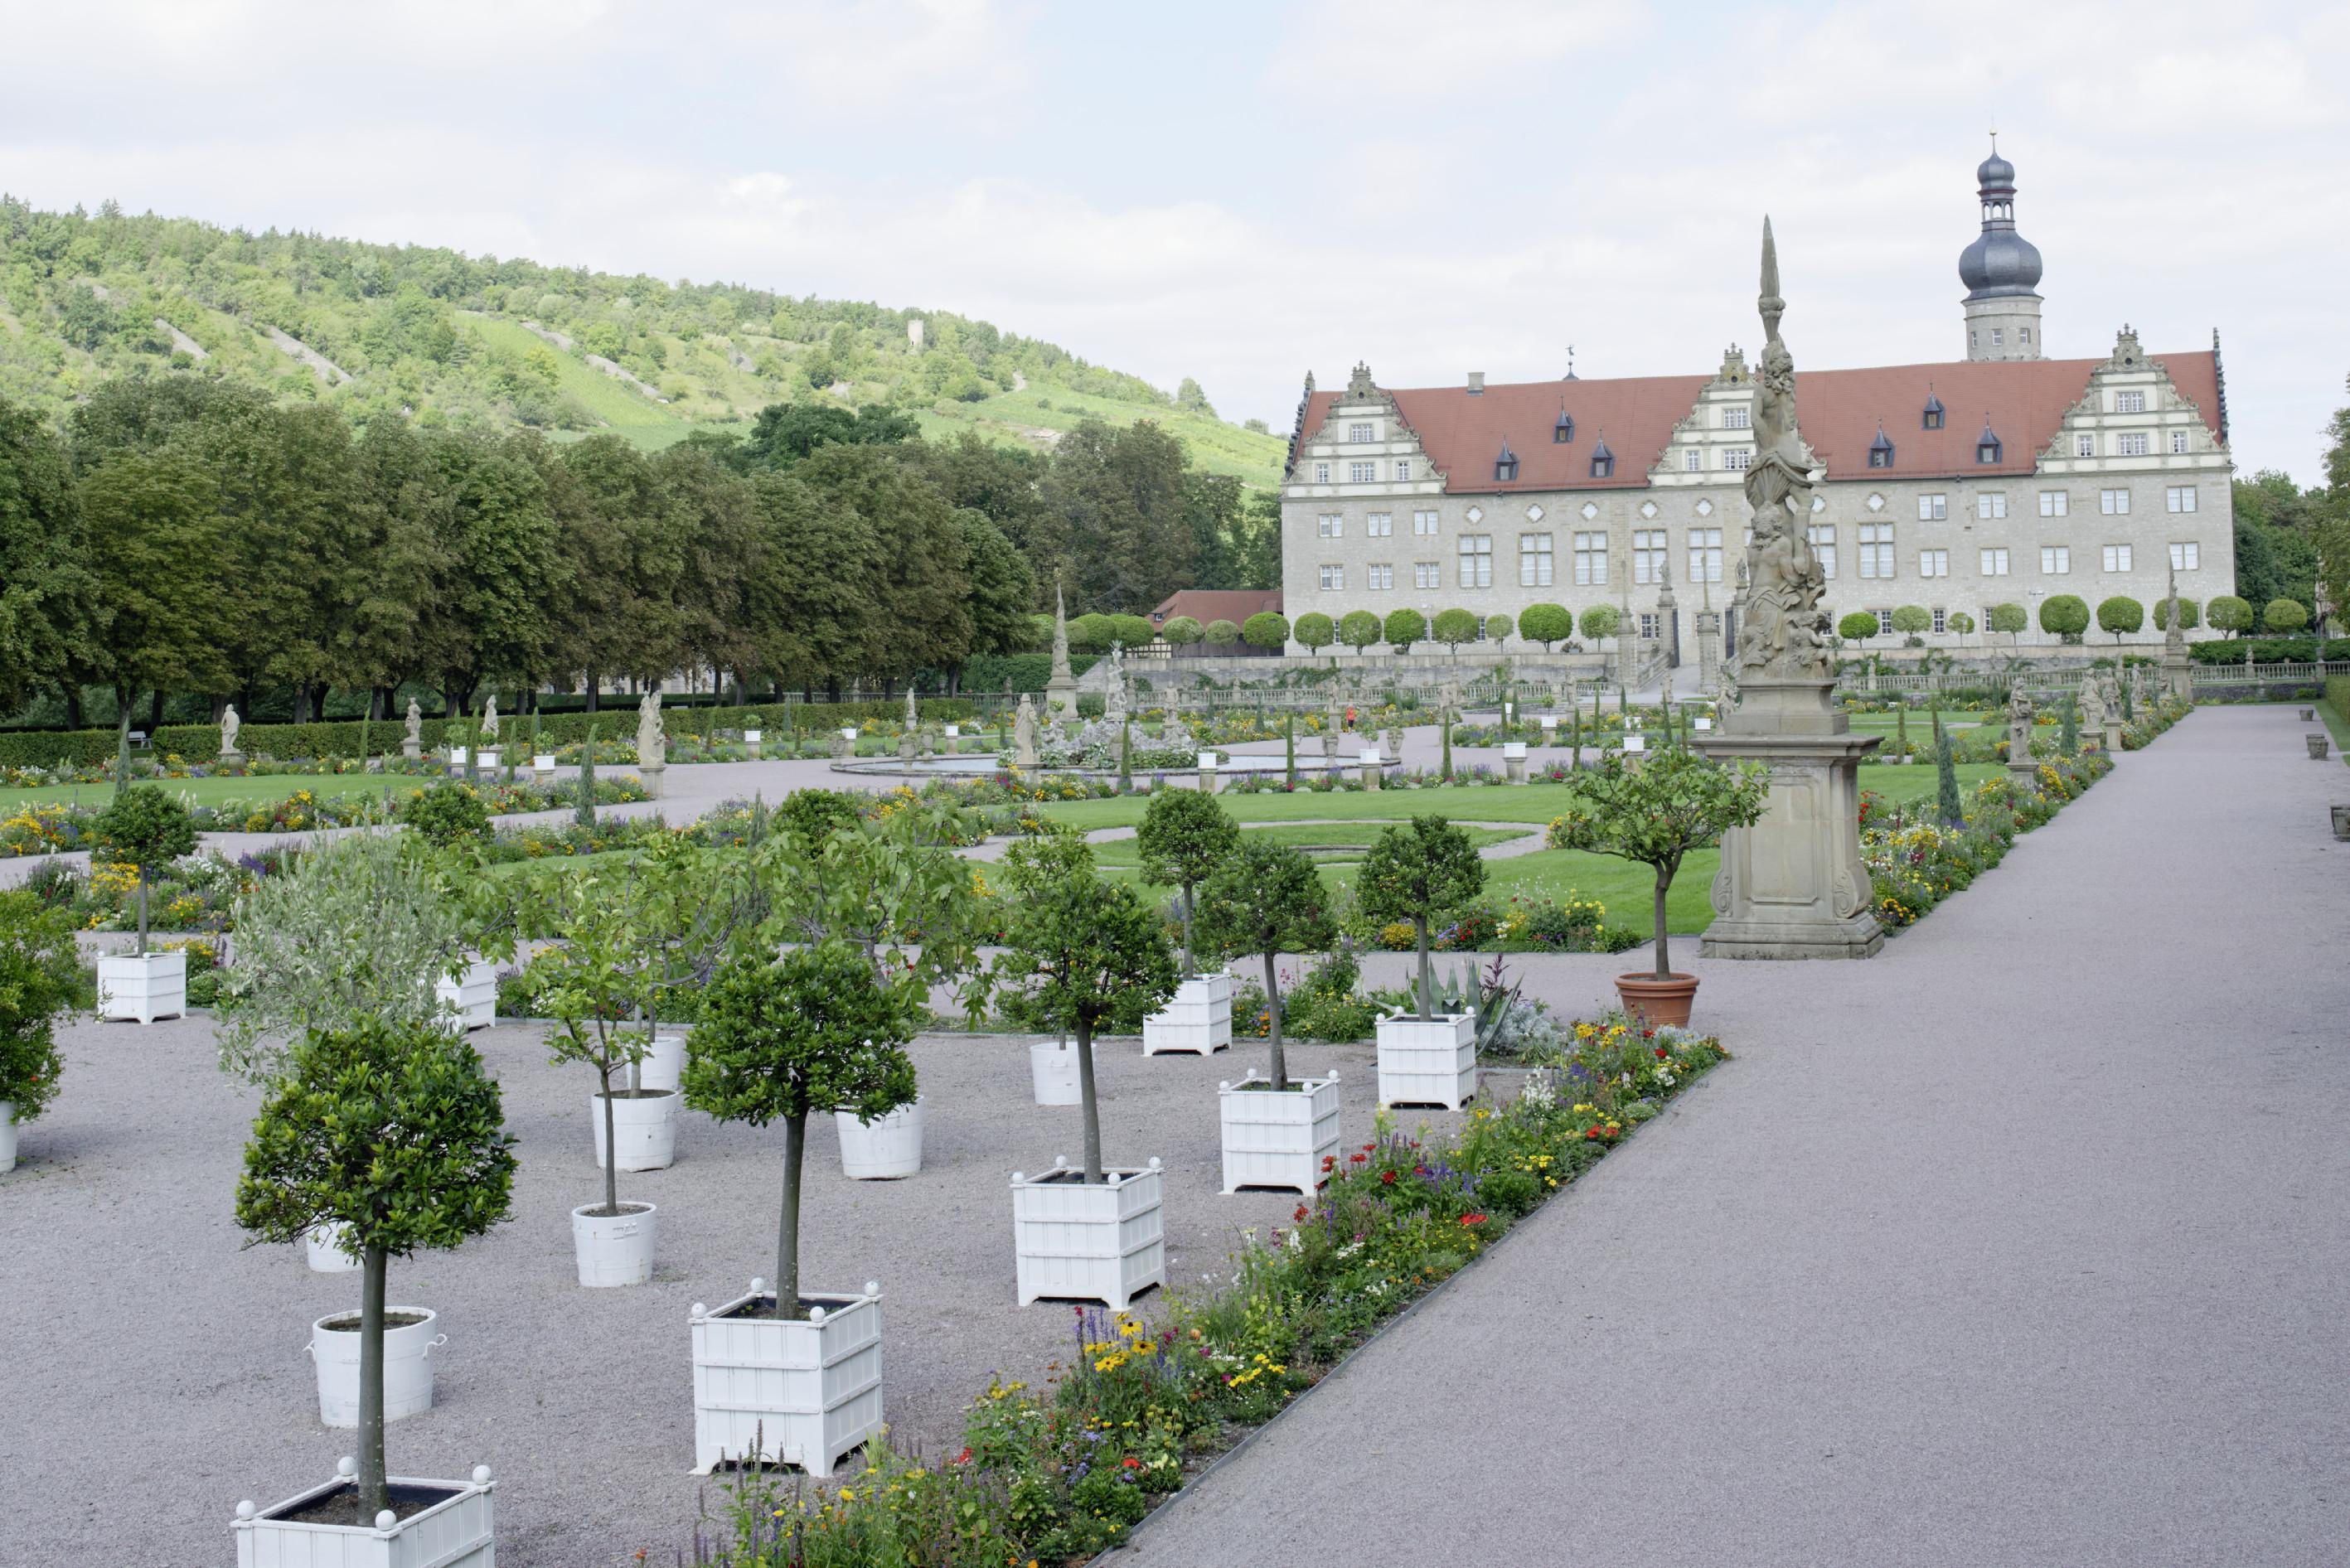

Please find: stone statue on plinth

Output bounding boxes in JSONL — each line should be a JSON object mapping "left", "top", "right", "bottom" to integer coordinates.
{"left": 1044, "top": 585, "right": 1081, "bottom": 726}
{"left": 481, "top": 696, "right": 499, "bottom": 743}
{"left": 403, "top": 698, "right": 424, "bottom": 761}
{"left": 1013, "top": 694, "right": 1040, "bottom": 767}
{"left": 2159, "top": 563, "right": 2194, "bottom": 699}
{"left": 1690, "top": 218, "right": 1882, "bottom": 961}
{"left": 637, "top": 689, "right": 666, "bottom": 798}
{"left": 219, "top": 704, "right": 242, "bottom": 762}
{"left": 2005, "top": 684, "right": 2040, "bottom": 786}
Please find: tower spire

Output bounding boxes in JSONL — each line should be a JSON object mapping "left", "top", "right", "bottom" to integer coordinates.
{"left": 1958, "top": 139, "right": 2043, "bottom": 361}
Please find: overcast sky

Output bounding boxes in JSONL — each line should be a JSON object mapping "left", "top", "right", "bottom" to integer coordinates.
{"left": 5, "top": 0, "right": 2345, "bottom": 479}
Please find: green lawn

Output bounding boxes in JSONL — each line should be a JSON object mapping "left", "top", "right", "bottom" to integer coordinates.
{"left": 1089, "top": 820, "right": 1529, "bottom": 879}
{"left": 0, "top": 773, "right": 395, "bottom": 811}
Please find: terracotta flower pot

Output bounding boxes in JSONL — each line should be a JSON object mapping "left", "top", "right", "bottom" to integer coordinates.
{"left": 1615, "top": 971, "right": 1699, "bottom": 1028}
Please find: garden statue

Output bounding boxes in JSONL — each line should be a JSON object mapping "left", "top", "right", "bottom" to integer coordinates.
{"left": 219, "top": 704, "right": 241, "bottom": 758}
{"left": 403, "top": 698, "right": 424, "bottom": 760}
{"left": 481, "top": 695, "right": 498, "bottom": 742}
{"left": 2077, "top": 678, "right": 2107, "bottom": 744}
{"left": 904, "top": 686, "right": 918, "bottom": 728}
{"left": 1730, "top": 220, "right": 1831, "bottom": 683}
{"left": 1013, "top": 694, "right": 1040, "bottom": 767}
{"left": 637, "top": 690, "right": 666, "bottom": 793}
{"left": 1044, "top": 584, "right": 1080, "bottom": 724}
{"left": 1382, "top": 724, "right": 1401, "bottom": 764}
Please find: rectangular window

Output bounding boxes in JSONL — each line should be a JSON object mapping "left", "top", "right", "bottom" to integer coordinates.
{"left": 2039, "top": 490, "right": 2069, "bottom": 518}
{"left": 1367, "top": 563, "right": 1394, "bottom": 590}
{"left": 1317, "top": 513, "right": 1343, "bottom": 539}
{"left": 2101, "top": 544, "right": 2133, "bottom": 573}
{"left": 1807, "top": 524, "right": 1837, "bottom": 579}
{"left": 2115, "top": 390, "right": 2145, "bottom": 413}
{"left": 1366, "top": 511, "right": 1393, "bottom": 536}
{"left": 1633, "top": 529, "right": 1667, "bottom": 585}
{"left": 1348, "top": 422, "right": 1374, "bottom": 443}
{"left": 1314, "top": 462, "right": 1330, "bottom": 483}
{"left": 2117, "top": 433, "right": 2149, "bottom": 457}
{"left": 1639, "top": 612, "right": 1660, "bottom": 640}
{"left": 1318, "top": 564, "right": 1344, "bottom": 591}
{"left": 1858, "top": 523, "right": 1895, "bottom": 579}
{"left": 1991, "top": 328, "right": 2005, "bottom": 346}
{"left": 1458, "top": 535, "right": 1492, "bottom": 588}
{"left": 1977, "top": 492, "right": 2008, "bottom": 520}
{"left": 1919, "top": 549, "right": 1949, "bottom": 578}
{"left": 2041, "top": 545, "right": 2069, "bottom": 575}
{"left": 1414, "top": 561, "right": 1441, "bottom": 590}
{"left": 2076, "top": 434, "right": 2096, "bottom": 458}
{"left": 1396, "top": 459, "right": 1412, "bottom": 480}
{"left": 1688, "top": 526, "right": 1723, "bottom": 583}
{"left": 1980, "top": 547, "right": 2010, "bottom": 576}
{"left": 2166, "top": 486, "right": 2197, "bottom": 514}
{"left": 1723, "top": 405, "right": 1751, "bottom": 429}
{"left": 1724, "top": 449, "right": 1753, "bottom": 471}
{"left": 1931, "top": 607, "right": 1948, "bottom": 633}
{"left": 1519, "top": 533, "right": 1554, "bottom": 587}
{"left": 1348, "top": 461, "right": 1377, "bottom": 483}
{"left": 1685, "top": 449, "right": 1702, "bottom": 472}
{"left": 1573, "top": 530, "right": 1608, "bottom": 587}
{"left": 2170, "top": 541, "right": 2201, "bottom": 571}
{"left": 1876, "top": 607, "right": 1895, "bottom": 635}
{"left": 1412, "top": 509, "right": 1440, "bottom": 535}
{"left": 2100, "top": 488, "right": 2131, "bottom": 515}
{"left": 2020, "top": 327, "right": 2032, "bottom": 344}
{"left": 1917, "top": 494, "right": 1947, "bottom": 520}
{"left": 2168, "top": 431, "right": 2188, "bottom": 455}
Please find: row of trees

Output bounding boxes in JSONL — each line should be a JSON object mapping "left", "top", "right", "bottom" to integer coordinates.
{"left": 1832, "top": 593, "right": 2293, "bottom": 648}
{"left": 0, "top": 375, "right": 1279, "bottom": 736}
{"left": 1272, "top": 603, "right": 1622, "bottom": 657}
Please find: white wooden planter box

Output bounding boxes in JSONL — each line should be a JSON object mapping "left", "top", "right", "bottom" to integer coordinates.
{"left": 311, "top": 1307, "right": 443, "bottom": 1428}
{"left": 234, "top": 1458, "right": 495, "bottom": 1568}
{"left": 592, "top": 1089, "right": 681, "bottom": 1171}
{"left": 1376, "top": 1013, "right": 1478, "bottom": 1110}
{"left": 1219, "top": 1073, "right": 1341, "bottom": 1196}
{"left": 1143, "top": 972, "right": 1233, "bottom": 1055}
{"left": 836, "top": 1098, "right": 923, "bottom": 1179}
{"left": 97, "top": 950, "right": 185, "bottom": 1024}
{"left": 0, "top": 1100, "right": 16, "bottom": 1175}
{"left": 477, "top": 747, "right": 501, "bottom": 772}
{"left": 533, "top": 753, "right": 557, "bottom": 776}
{"left": 1030, "top": 1039, "right": 1080, "bottom": 1106}
{"left": 690, "top": 1282, "right": 884, "bottom": 1476}
{"left": 433, "top": 960, "right": 497, "bottom": 1032}
{"left": 1010, "top": 1158, "right": 1165, "bottom": 1309}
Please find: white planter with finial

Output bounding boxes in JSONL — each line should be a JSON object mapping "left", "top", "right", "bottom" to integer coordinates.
{"left": 1219, "top": 1072, "right": 1341, "bottom": 1196}
{"left": 1010, "top": 1157, "right": 1165, "bottom": 1309}
{"left": 1142, "top": 971, "right": 1233, "bottom": 1055}
{"left": 97, "top": 949, "right": 185, "bottom": 1024}
{"left": 1376, "top": 1012, "right": 1477, "bottom": 1110}
{"left": 233, "top": 1456, "right": 496, "bottom": 1568}
{"left": 690, "top": 1280, "right": 884, "bottom": 1476}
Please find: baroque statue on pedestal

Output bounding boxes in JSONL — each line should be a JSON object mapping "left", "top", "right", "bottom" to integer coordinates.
{"left": 1731, "top": 218, "right": 1832, "bottom": 684}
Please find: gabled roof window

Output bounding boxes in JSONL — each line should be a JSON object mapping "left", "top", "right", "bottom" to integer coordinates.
{"left": 1589, "top": 434, "right": 1615, "bottom": 479}
{"left": 1976, "top": 419, "right": 2003, "bottom": 464}
{"left": 1553, "top": 406, "right": 1574, "bottom": 443}
{"left": 1494, "top": 437, "right": 1519, "bottom": 483}
{"left": 1868, "top": 422, "right": 1896, "bottom": 469}
{"left": 1922, "top": 390, "right": 1945, "bottom": 430}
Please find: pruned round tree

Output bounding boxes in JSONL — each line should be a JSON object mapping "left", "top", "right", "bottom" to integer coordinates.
{"left": 2264, "top": 598, "right": 2309, "bottom": 634}
{"left": 1946, "top": 610, "right": 1977, "bottom": 641}
{"left": 1136, "top": 786, "right": 1240, "bottom": 974}
{"left": 1432, "top": 607, "right": 1481, "bottom": 651}
{"left": 2096, "top": 595, "right": 2144, "bottom": 643}
{"left": 1837, "top": 610, "right": 1879, "bottom": 646}
{"left": 1359, "top": 815, "right": 1485, "bottom": 1019}
{"left": 1578, "top": 603, "right": 1621, "bottom": 642}
{"left": 1518, "top": 602, "right": 1573, "bottom": 651}
{"left": 1242, "top": 611, "right": 1289, "bottom": 650}
{"left": 1484, "top": 613, "right": 1513, "bottom": 649}
{"left": 1293, "top": 612, "right": 1335, "bottom": 653}
{"left": 1339, "top": 610, "right": 1382, "bottom": 656}
{"left": 2207, "top": 595, "right": 2254, "bottom": 636}
{"left": 235, "top": 1019, "right": 516, "bottom": 1520}
{"left": 1159, "top": 615, "right": 1203, "bottom": 647}
{"left": 1196, "top": 837, "right": 1334, "bottom": 1091}
{"left": 1204, "top": 618, "right": 1241, "bottom": 646}
{"left": 89, "top": 783, "right": 197, "bottom": 954}
{"left": 1383, "top": 607, "right": 1427, "bottom": 654}
{"left": 1986, "top": 603, "right": 2028, "bottom": 645}
{"left": 1890, "top": 604, "right": 1931, "bottom": 637}
{"left": 2039, "top": 593, "right": 2091, "bottom": 641}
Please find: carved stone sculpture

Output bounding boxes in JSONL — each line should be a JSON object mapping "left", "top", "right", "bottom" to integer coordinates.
{"left": 637, "top": 689, "right": 665, "bottom": 767}
{"left": 1013, "top": 694, "right": 1040, "bottom": 767}
{"left": 481, "top": 695, "right": 499, "bottom": 742}
{"left": 219, "top": 704, "right": 241, "bottom": 757}
{"left": 403, "top": 698, "right": 424, "bottom": 760}
{"left": 1730, "top": 219, "right": 1832, "bottom": 683}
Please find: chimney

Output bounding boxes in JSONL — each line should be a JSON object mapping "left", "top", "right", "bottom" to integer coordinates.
{"left": 1466, "top": 371, "right": 1485, "bottom": 394}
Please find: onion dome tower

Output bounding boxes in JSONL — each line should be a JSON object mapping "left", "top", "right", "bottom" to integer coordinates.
{"left": 1957, "top": 138, "right": 2043, "bottom": 361}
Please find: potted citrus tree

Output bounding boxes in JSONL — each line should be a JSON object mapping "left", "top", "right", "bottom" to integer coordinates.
{"left": 0, "top": 891, "right": 88, "bottom": 1174}
{"left": 230, "top": 1017, "right": 515, "bottom": 1563}
{"left": 987, "top": 829, "right": 1178, "bottom": 1308}
{"left": 88, "top": 783, "right": 196, "bottom": 1024}
{"left": 1134, "top": 788, "right": 1240, "bottom": 1055}
{"left": 1359, "top": 815, "right": 1485, "bottom": 1109}
{"left": 1548, "top": 743, "right": 1767, "bottom": 1026}
{"left": 1196, "top": 838, "right": 1340, "bottom": 1195}
{"left": 680, "top": 940, "right": 918, "bottom": 1475}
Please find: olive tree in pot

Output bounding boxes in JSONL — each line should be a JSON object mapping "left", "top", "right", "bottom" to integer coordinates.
{"left": 1196, "top": 839, "right": 1341, "bottom": 1195}
{"left": 1548, "top": 743, "right": 1767, "bottom": 1028}
{"left": 1134, "top": 787, "right": 1240, "bottom": 1055}
{"left": 986, "top": 829, "right": 1178, "bottom": 1307}
{"left": 679, "top": 940, "right": 918, "bottom": 1475}
{"left": 1359, "top": 815, "right": 1485, "bottom": 1109}
{"left": 231, "top": 1018, "right": 514, "bottom": 1558}
{"left": 0, "top": 891, "right": 90, "bottom": 1174}
{"left": 89, "top": 783, "right": 197, "bottom": 1023}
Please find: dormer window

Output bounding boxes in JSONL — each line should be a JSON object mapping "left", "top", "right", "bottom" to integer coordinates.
{"left": 1868, "top": 423, "right": 1896, "bottom": 469}
{"left": 1589, "top": 434, "right": 1615, "bottom": 480}
{"left": 1493, "top": 437, "right": 1519, "bottom": 483}
{"left": 1922, "top": 391, "right": 1945, "bottom": 430}
{"left": 1976, "top": 419, "right": 2003, "bottom": 465}
{"left": 1553, "top": 407, "right": 1574, "bottom": 443}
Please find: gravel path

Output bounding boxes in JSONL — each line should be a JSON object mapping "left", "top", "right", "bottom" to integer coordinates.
{"left": 1110, "top": 704, "right": 2350, "bottom": 1567}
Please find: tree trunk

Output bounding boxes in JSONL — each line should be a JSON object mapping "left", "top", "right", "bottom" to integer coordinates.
{"left": 1074, "top": 1019, "right": 1103, "bottom": 1183}
{"left": 114, "top": 698, "right": 133, "bottom": 796}
{"left": 584, "top": 674, "right": 600, "bottom": 714}
{"left": 1264, "top": 949, "right": 1287, "bottom": 1091}
{"left": 1179, "top": 883, "right": 1195, "bottom": 975}
{"left": 1414, "top": 916, "right": 1433, "bottom": 1019}
{"left": 64, "top": 687, "right": 83, "bottom": 730}
{"left": 292, "top": 685, "right": 310, "bottom": 724}
{"left": 357, "top": 1244, "right": 390, "bottom": 1517}
{"left": 1652, "top": 864, "right": 1674, "bottom": 980}
{"left": 599, "top": 1073, "right": 619, "bottom": 1217}
{"left": 147, "top": 688, "right": 167, "bottom": 731}
{"left": 778, "top": 1107, "right": 807, "bottom": 1319}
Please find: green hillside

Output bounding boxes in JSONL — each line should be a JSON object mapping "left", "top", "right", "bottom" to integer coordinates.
{"left": 0, "top": 196, "right": 1285, "bottom": 482}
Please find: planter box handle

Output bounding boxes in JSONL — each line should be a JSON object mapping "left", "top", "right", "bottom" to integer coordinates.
{"left": 422, "top": 1333, "right": 449, "bottom": 1357}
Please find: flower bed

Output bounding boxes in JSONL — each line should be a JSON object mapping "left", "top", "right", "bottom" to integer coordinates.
{"left": 685, "top": 1013, "right": 1729, "bottom": 1566}
{"left": 1861, "top": 749, "right": 2111, "bottom": 931}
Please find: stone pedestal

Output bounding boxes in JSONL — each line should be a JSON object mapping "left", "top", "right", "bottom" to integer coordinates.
{"left": 1693, "top": 677, "right": 1883, "bottom": 961}
{"left": 1359, "top": 752, "right": 1382, "bottom": 790}
{"left": 219, "top": 749, "right": 245, "bottom": 768}
{"left": 898, "top": 733, "right": 918, "bottom": 769}
{"left": 2162, "top": 652, "right": 2193, "bottom": 700}
{"left": 1382, "top": 727, "right": 1401, "bottom": 764}
{"left": 402, "top": 739, "right": 421, "bottom": 762}
{"left": 1503, "top": 741, "right": 1527, "bottom": 783}
{"left": 638, "top": 762, "right": 666, "bottom": 801}
{"left": 1319, "top": 731, "right": 1339, "bottom": 764}
{"left": 1694, "top": 610, "right": 1721, "bottom": 694}
{"left": 2102, "top": 718, "right": 2125, "bottom": 753}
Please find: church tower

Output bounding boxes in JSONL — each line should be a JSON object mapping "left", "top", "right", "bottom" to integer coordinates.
{"left": 1958, "top": 140, "right": 2044, "bottom": 361}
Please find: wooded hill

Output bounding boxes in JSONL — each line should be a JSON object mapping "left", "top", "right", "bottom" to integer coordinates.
{"left": 0, "top": 196, "right": 1285, "bottom": 483}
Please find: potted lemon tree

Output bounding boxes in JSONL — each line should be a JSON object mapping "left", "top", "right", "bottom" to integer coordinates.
{"left": 89, "top": 784, "right": 196, "bottom": 1024}
{"left": 1135, "top": 789, "right": 1240, "bottom": 1054}
{"left": 0, "top": 891, "right": 88, "bottom": 1174}
{"left": 1359, "top": 815, "right": 1485, "bottom": 1109}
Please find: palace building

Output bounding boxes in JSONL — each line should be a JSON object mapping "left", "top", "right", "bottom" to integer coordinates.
{"left": 1277, "top": 148, "right": 2236, "bottom": 656}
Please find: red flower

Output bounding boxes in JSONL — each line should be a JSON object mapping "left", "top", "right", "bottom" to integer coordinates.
{"left": 1349, "top": 1152, "right": 1368, "bottom": 1164}
{"left": 1379, "top": 1169, "right": 1398, "bottom": 1185}
{"left": 1641, "top": 1028, "right": 1655, "bottom": 1039}
{"left": 1122, "top": 1456, "right": 1141, "bottom": 1470}
{"left": 1654, "top": 1047, "right": 1669, "bottom": 1060}
{"left": 1459, "top": 1212, "right": 1487, "bottom": 1227}
{"left": 1320, "top": 1155, "right": 1336, "bottom": 1172}
{"left": 1293, "top": 1204, "right": 1311, "bottom": 1222}
{"left": 1585, "top": 1126, "right": 1602, "bottom": 1140}
{"left": 953, "top": 1446, "right": 973, "bottom": 1466}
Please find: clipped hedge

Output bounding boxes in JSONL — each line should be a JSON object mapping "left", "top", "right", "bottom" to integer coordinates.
{"left": 2187, "top": 636, "right": 2350, "bottom": 665}
{"left": 0, "top": 699, "right": 979, "bottom": 767}
{"left": 2327, "top": 675, "right": 2350, "bottom": 730}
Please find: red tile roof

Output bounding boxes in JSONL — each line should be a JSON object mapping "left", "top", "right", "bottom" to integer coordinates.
{"left": 1150, "top": 588, "right": 1283, "bottom": 627}
{"left": 1293, "top": 351, "right": 2222, "bottom": 491}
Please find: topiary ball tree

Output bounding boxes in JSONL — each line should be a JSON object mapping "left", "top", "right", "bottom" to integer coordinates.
{"left": 1947, "top": 610, "right": 1976, "bottom": 643}
{"left": 1107, "top": 613, "right": 1155, "bottom": 651}
{"left": 2153, "top": 596, "right": 2200, "bottom": 632}
{"left": 1160, "top": 615, "right": 1204, "bottom": 648}
{"left": 2040, "top": 593, "right": 2091, "bottom": 643}
{"left": 1579, "top": 603, "right": 1621, "bottom": 643}
{"left": 1196, "top": 838, "right": 1334, "bottom": 1092}
{"left": 1547, "top": 745, "right": 1767, "bottom": 981}
{"left": 2264, "top": 598, "right": 2310, "bottom": 634}
{"left": 1359, "top": 815, "right": 1485, "bottom": 1019}
{"left": 1519, "top": 602, "right": 1574, "bottom": 651}
{"left": 1838, "top": 610, "right": 1880, "bottom": 647}
{"left": 2096, "top": 595, "right": 2144, "bottom": 644}
{"left": 986, "top": 831, "right": 1177, "bottom": 1182}
{"left": 1432, "top": 607, "right": 1481, "bottom": 652}
{"left": 0, "top": 891, "right": 89, "bottom": 1133}
{"left": 1204, "top": 618, "right": 1241, "bottom": 647}
{"left": 1242, "top": 611, "right": 1289, "bottom": 650}
{"left": 1339, "top": 610, "right": 1382, "bottom": 656}
{"left": 1484, "top": 613, "right": 1513, "bottom": 649}
{"left": 235, "top": 1019, "right": 516, "bottom": 1520}
{"left": 1136, "top": 786, "right": 1240, "bottom": 974}
{"left": 1293, "top": 612, "right": 1335, "bottom": 655}
{"left": 2207, "top": 595, "right": 2254, "bottom": 636}
{"left": 683, "top": 941, "right": 918, "bottom": 1319}
{"left": 401, "top": 780, "right": 490, "bottom": 848}
{"left": 1891, "top": 604, "right": 1931, "bottom": 639}
{"left": 1383, "top": 607, "right": 1427, "bottom": 654}
{"left": 90, "top": 783, "right": 197, "bottom": 953}
{"left": 1987, "top": 603, "right": 2028, "bottom": 645}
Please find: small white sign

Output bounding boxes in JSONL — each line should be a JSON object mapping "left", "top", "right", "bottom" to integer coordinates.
{"left": 744, "top": 729, "right": 763, "bottom": 744}
{"left": 1624, "top": 735, "right": 1648, "bottom": 753}
{"left": 944, "top": 724, "right": 959, "bottom": 738}
{"left": 840, "top": 726, "right": 859, "bottom": 740}
{"left": 1540, "top": 715, "right": 1558, "bottom": 731}
{"left": 1197, "top": 751, "right": 1219, "bottom": 769}
{"left": 1694, "top": 717, "right": 1713, "bottom": 731}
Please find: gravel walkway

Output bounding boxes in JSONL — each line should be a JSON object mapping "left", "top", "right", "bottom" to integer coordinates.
{"left": 1109, "top": 703, "right": 2350, "bottom": 1567}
